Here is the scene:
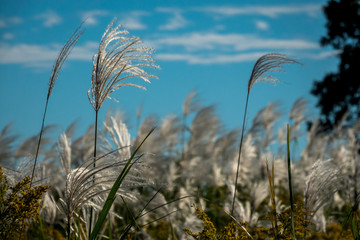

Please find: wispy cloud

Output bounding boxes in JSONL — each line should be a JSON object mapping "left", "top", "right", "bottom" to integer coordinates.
{"left": 0, "top": 25, "right": 327, "bottom": 67}
{"left": 81, "top": 10, "right": 109, "bottom": 25}
{"left": 69, "top": 41, "right": 98, "bottom": 60}
{"left": 156, "top": 50, "right": 336, "bottom": 65}
{"left": 157, "top": 7, "right": 188, "bottom": 30}
{"left": 0, "top": 43, "right": 59, "bottom": 66}
{"left": 149, "top": 31, "right": 326, "bottom": 64}
{"left": 0, "top": 17, "right": 23, "bottom": 28}
{"left": 150, "top": 33, "right": 318, "bottom": 51}
{"left": 35, "top": 10, "right": 62, "bottom": 27}
{"left": 160, "top": 13, "right": 188, "bottom": 30}
{"left": 196, "top": 4, "right": 321, "bottom": 18}
{"left": 120, "top": 11, "right": 149, "bottom": 30}
{"left": 255, "top": 20, "right": 269, "bottom": 31}
{"left": 156, "top": 52, "right": 267, "bottom": 64}
{"left": 0, "top": 41, "right": 97, "bottom": 67}
{"left": 297, "top": 50, "right": 340, "bottom": 60}
{"left": 2, "top": 33, "right": 14, "bottom": 40}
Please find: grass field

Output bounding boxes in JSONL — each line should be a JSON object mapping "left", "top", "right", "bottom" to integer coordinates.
{"left": 0, "top": 19, "right": 358, "bottom": 240}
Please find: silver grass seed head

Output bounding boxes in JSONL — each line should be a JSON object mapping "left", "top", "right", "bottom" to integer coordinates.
{"left": 58, "top": 133, "right": 71, "bottom": 175}
{"left": 47, "top": 23, "right": 84, "bottom": 100}
{"left": 88, "top": 18, "right": 160, "bottom": 112}
{"left": 248, "top": 53, "right": 301, "bottom": 93}
{"left": 102, "top": 116, "right": 131, "bottom": 159}
{"left": 289, "top": 97, "right": 308, "bottom": 123}
{"left": 304, "top": 158, "right": 344, "bottom": 214}
{"left": 40, "top": 192, "right": 58, "bottom": 224}
{"left": 183, "top": 90, "right": 201, "bottom": 117}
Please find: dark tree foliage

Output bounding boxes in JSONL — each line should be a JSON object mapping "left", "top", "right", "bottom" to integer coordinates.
{"left": 311, "top": 0, "right": 360, "bottom": 131}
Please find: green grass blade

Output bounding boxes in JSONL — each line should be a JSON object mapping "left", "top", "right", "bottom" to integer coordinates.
{"left": 38, "top": 214, "right": 48, "bottom": 240}
{"left": 342, "top": 206, "right": 360, "bottom": 240}
{"left": 121, "top": 196, "right": 139, "bottom": 231}
{"left": 89, "top": 128, "right": 154, "bottom": 240}
{"left": 350, "top": 211, "right": 359, "bottom": 240}
{"left": 77, "top": 219, "right": 81, "bottom": 240}
{"left": 287, "top": 124, "right": 296, "bottom": 240}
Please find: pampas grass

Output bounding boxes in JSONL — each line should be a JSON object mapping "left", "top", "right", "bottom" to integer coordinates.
{"left": 87, "top": 18, "right": 159, "bottom": 236}
{"left": 231, "top": 53, "right": 301, "bottom": 215}
{"left": 88, "top": 18, "right": 159, "bottom": 112}
{"left": 2, "top": 19, "right": 358, "bottom": 238}
{"left": 31, "top": 23, "right": 84, "bottom": 186}
{"left": 0, "top": 124, "right": 17, "bottom": 168}
{"left": 3, "top": 92, "right": 359, "bottom": 238}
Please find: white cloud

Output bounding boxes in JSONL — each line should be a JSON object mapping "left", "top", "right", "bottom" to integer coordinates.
{"left": 149, "top": 32, "right": 326, "bottom": 64}
{"left": 0, "top": 39, "right": 332, "bottom": 67}
{"left": 0, "top": 43, "right": 59, "bottom": 65}
{"left": 120, "top": 11, "right": 149, "bottom": 30}
{"left": 69, "top": 41, "right": 98, "bottom": 60}
{"left": 81, "top": 10, "right": 109, "bottom": 25}
{"left": 156, "top": 50, "right": 337, "bottom": 65}
{"left": 255, "top": 20, "right": 269, "bottom": 30}
{"left": 0, "top": 20, "right": 6, "bottom": 28}
{"left": 0, "top": 17, "right": 23, "bottom": 28}
{"left": 8, "top": 17, "right": 22, "bottom": 24}
{"left": 150, "top": 33, "right": 318, "bottom": 52}
{"left": 197, "top": 4, "right": 321, "bottom": 18}
{"left": 214, "top": 25, "right": 226, "bottom": 31}
{"left": 159, "top": 13, "right": 188, "bottom": 30}
{"left": 0, "top": 41, "right": 97, "bottom": 67}
{"left": 0, "top": 30, "right": 327, "bottom": 67}
{"left": 3, "top": 33, "right": 14, "bottom": 40}
{"left": 156, "top": 52, "right": 266, "bottom": 64}
{"left": 297, "top": 50, "right": 340, "bottom": 60}
{"left": 156, "top": 7, "right": 183, "bottom": 13}
{"left": 157, "top": 7, "right": 188, "bottom": 30}
{"left": 35, "top": 10, "right": 62, "bottom": 27}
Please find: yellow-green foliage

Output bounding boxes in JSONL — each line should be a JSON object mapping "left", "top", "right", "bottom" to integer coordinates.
{"left": 26, "top": 220, "right": 67, "bottom": 240}
{"left": 184, "top": 199, "right": 322, "bottom": 240}
{"left": 147, "top": 220, "right": 172, "bottom": 240}
{"left": 184, "top": 205, "right": 217, "bottom": 240}
{"left": 184, "top": 205, "right": 252, "bottom": 240}
{"left": 219, "top": 221, "right": 252, "bottom": 240}
{"left": 0, "top": 166, "right": 49, "bottom": 239}
{"left": 307, "top": 222, "right": 353, "bottom": 240}
{"left": 253, "top": 196, "right": 313, "bottom": 239}
{"left": 277, "top": 198, "right": 313, "bottom": 239}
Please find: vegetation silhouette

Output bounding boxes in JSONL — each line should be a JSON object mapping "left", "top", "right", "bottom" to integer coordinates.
{"left": 311, "top": 0, "right": 360, "bottom": 131}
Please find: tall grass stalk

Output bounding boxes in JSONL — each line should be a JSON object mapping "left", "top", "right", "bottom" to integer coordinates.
{"left": 87, "top": 18, "right": 158, "bottom": 236}
{"left": 231, "top": 53, "right": 300, "bottom": 215}
{"left": 287, "top": 124, "right": 296, "bottom": 239}
{"left": 30, "top": 24, "right": 83, "bottom": 186}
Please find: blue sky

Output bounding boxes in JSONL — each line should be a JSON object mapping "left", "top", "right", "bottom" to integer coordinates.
{"left": 0, "top": 0, "right": 337, "bottom": 143}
